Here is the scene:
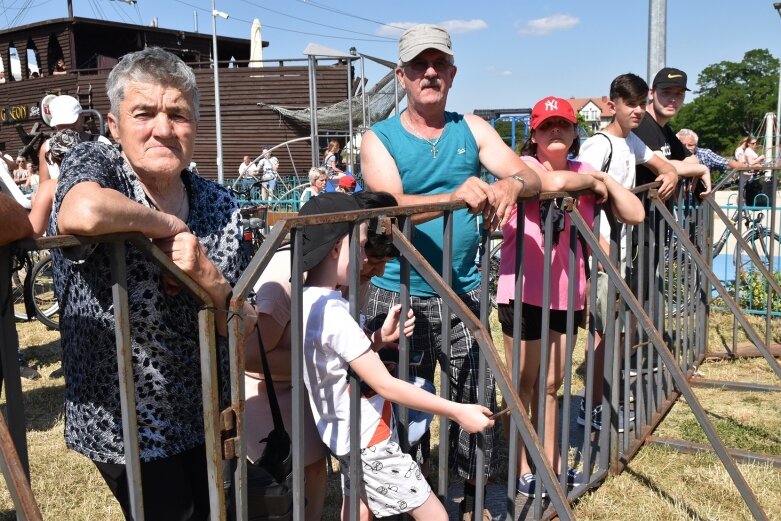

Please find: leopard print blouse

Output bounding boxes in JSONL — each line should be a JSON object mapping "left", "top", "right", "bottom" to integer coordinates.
{"left": 49, "top": 141, "right": 248, "bottom": 464}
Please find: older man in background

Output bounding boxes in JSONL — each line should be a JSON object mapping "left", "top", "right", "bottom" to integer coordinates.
{"left": 676, "top": 128, "right": 744, "bottom": 173}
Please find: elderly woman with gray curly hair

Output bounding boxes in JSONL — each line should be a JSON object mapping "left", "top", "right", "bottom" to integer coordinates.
{"left": 49, "top": 47, "right": 255, "bottom": 520}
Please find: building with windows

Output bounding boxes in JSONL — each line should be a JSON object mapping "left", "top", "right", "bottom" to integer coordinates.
{"left": 567, "top": 96, "right": 612, "bottom": 133}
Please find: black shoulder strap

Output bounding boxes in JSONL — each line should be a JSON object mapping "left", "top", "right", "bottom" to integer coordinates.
{"left": 577, "top": 233, "right": 591, "bottom": 280}
{"left": 255, "top": 323, "right": 286, "bottom": 432}
{"left": 594, "top": 132, "right": 613, "bottom": 173}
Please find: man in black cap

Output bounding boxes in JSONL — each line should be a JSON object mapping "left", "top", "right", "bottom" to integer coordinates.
{"left": 634, "top": 67, "right": 710, "bottom": 195}
{"left": 629, "top": 68, "right": 710, "bottom": 374}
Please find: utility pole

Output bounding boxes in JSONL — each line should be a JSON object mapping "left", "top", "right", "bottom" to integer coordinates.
{"left": 647, "top": 0, "right": 667, "bottom": 84}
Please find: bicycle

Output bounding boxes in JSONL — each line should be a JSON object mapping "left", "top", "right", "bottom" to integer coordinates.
{"left": 27, "top": 254, "right": 58, "bottom": 329}
{"left": 239, "top": 205, "right": 267, "bottom": 256}
{"left": 710, "top": 170, "right": 780, "bottom": 274}
{"left": 664, "top": 179, "right": 780, "bottom": 318}
{"left": 229, "top": 175, "right": 266, "bottom": 205}
{"left": 10, "top": 249, "right": 59, "bottom": 329}
{"left": 712, "top": 208, "right": 781, "bottom": 274}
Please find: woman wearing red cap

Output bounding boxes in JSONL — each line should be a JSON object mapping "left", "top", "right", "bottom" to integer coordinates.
{"left": 497, "top": 96, "right": 643, "bottom": 497}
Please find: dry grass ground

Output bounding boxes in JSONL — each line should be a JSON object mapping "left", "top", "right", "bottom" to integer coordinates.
{"left": 1, "top": 310, "right": 780, "bottom": 520}
{"left": 0, "top": 320, "right": 124, "bottom": 521}
{"left": 574, "top": 310, "right": 781, "bottom": 521}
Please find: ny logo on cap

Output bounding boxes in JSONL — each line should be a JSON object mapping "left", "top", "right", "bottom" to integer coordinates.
{"left": 545, "top": 98, "right": 558, "bottom": 111}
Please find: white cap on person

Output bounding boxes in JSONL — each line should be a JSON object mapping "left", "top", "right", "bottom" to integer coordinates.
{"left": 49, "top": 95, "right": 82, "bottom": 127}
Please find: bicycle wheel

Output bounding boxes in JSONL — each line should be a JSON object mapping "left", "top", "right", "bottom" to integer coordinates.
{"left": 28, "top": 254, "right": 59, "bottom": 329}
{"left": 734, "top": 229, "right": 781, "bottom": 273}
{"left": 10, "top": 250, "right": 43, "bottom": 321}
{"left": 11, "top": 270, "right": 30, "bottom": 320}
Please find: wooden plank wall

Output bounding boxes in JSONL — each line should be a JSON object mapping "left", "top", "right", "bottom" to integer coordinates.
{"left": 0, "top": 21, "right": 70, "bottom": 81}
{"left": 194, "top": 65, "right": 348, "bottom": 183}
{"left": 0, "top": 64, "right": 348, "bottom": 184}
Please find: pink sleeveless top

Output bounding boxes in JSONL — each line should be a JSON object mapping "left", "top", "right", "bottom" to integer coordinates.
{"left": 496, "top": 157, "right": 596, "bottom": 310}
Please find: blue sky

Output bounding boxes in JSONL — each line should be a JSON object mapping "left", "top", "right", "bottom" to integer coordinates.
{"left": 7, "top": 0, "right": 781, "bottom": 114}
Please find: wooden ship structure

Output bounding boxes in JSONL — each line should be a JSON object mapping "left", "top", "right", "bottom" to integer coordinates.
{"left": 0, "top": 14, "right": 350, "bottom": 182}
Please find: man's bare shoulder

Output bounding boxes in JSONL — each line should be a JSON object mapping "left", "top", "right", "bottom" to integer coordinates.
{"left": 463, "top": 113, "right": 501, "bottom": 143}
{"left": 463, "top": 113, "right": 490, "bottom": 128}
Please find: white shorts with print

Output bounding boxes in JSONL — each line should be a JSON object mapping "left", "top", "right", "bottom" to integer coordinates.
{"left": 337, "top": 438, "right": 431, "bottom": 518}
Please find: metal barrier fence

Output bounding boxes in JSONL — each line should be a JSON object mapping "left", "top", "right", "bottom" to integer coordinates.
{"left": 1, "top": 172, "right": 779, "bottom": 520}
{"left": 0, "top": 233, "right": 226, "bottom": 521}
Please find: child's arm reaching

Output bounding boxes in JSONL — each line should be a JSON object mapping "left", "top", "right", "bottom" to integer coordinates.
{"left": 348, "top": 349, "right": 494, "bottom": 434}
{"left": 369, "top": 303, "right": 415, "bottom": 349}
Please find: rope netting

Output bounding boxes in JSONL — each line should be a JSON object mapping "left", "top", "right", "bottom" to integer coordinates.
{"left": 259, "top": 70, "right": 404, "bottom": 130}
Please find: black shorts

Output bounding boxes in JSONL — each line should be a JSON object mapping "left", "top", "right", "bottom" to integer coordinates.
{"left": 498, "top": 302, "right": 583, "bottom": 340}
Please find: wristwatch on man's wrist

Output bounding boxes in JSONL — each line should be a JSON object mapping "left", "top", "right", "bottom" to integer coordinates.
{"left": 510, "top": 174, "right": 527, "bottom": 192}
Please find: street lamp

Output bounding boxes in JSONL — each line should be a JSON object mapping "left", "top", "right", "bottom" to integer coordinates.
{"left": 212, "top": 1, "right": 228, "bottom": 185}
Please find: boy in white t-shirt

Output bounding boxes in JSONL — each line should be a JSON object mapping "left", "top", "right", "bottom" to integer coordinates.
{"left": 297, "top": 192, "right": 494, "bottom": 520}
{"left": 576, "top": 73, "right": 676, "bottom": 432}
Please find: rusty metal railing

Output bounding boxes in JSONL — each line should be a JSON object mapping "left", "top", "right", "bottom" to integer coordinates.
{"left": 0, "top": 233, "right": 225, "bottom": 521}
{"left": 2, "top": 174, "right": 780, "bottom": 520}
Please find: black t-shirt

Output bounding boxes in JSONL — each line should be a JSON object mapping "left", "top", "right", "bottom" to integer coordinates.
{"left": 633, "top": 112, "right": 690, "bottom": 186}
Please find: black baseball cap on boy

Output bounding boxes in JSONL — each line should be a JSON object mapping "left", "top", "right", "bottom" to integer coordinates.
{"left": 299, "top": 192, "right": 360, "bottom": 272}
{"left": 652, "top": 67, "right": 690, "bottom": 91}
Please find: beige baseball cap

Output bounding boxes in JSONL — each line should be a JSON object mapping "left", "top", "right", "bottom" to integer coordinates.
{"left": 398, "top": 24, "right": 453, "bottom": 64}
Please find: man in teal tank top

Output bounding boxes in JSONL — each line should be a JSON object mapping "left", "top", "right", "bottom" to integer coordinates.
{"left": 361, "top": 23, "right": 540, "bottom": 521}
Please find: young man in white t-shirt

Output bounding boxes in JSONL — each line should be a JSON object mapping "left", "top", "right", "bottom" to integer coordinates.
{"left": 576, "top": 73, "right": 676, "bottom": 432}
{"left": 297, "top": 192, "right": 494, "bottom": 521}
{"left": 579, "top": 73, "right": 676, "bottom": 239}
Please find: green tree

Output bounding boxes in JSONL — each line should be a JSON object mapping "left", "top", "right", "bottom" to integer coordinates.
{"left": 493, "top": 119, "right": 527, "bottom": 154}
{"left": 494, "top": 120, "right": 513, "bottom": 147}
{"left": 671, "top": 49, "right": 779, "bottom": 155}
{"left": 576, "top": 113, "right": 592, "bottom": 137}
